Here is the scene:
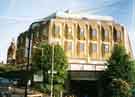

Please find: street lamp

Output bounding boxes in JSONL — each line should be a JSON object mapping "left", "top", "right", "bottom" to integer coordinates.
{"left": 51, "top": 43, "right": 54, "bottom": 97}
{"left": 33, "top": 46, "right": 44, "bottom": 83}
{"left": 24, "top": 22, "right": 40, "bottom": 97}
{"left": 33, "top": 44, "right": 56, "bottom": 97}
{"left": 50, "top": 42, "right": 58, "bottom": 97}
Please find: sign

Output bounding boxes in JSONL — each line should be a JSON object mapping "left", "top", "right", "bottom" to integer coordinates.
{"left": 33, "top": 71, "right": 43, "bottom": 82}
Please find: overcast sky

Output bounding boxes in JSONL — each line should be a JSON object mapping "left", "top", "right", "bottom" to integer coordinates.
{"left": 0, "top": 0, "right": 134, "bottom": 62}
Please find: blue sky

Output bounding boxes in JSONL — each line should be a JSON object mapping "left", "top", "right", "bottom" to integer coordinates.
{"left": 0, "top": 0, "right": 134, "bottom": 62}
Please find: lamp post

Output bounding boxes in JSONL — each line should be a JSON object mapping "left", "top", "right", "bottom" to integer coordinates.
{"left": 33, "top": 43, "right": 55, "bottom": 97}
{"left": 33, "top": 46, "right": 44, "bottom": 82}
{"left": 24, "top": 22, "right": 40, "bottom": 97}
{"left": 51, "top": 43, "right": 54, "bottom": 97}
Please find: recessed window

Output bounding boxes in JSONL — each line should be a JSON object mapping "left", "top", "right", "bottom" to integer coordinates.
{"left": 55, "top": 25, "right": 60, "bottom": 33}
{"left": 92, "top": 29, "right": 97, "bottom": 37}
{"left": 36, "top": 32, "right": 39, "bottom": 38}
{"left": 64, "top": 41, "right": 73, "bottom": 56}
{"left": 102, "top": 30, "right": 109, "bottom": 41}
{"left": 43, "top": 28, "right": 47, "bottom": 33}
{"left": 65, "top": 25, "right": 73, "bottom": 39}
{"left": 80, "top": 43, "right": 84, "bottom": 52}
{"left": 80, "top": 29, "right": 84, "bottom": 36}
{"left": 103, "top": 44, "right": 109, "bottom": 53}
{"left": 67, "top": 42, "right": 72, "bottom": 50}
{"left": 65, "top": 41, "right": 72, "bottom": 51}
{"left": 68, "top": 27, "right": 72, "bottom": 33}
{"left": 92, "top": 43, "right": 97, "bottom": 52}
{"left": 42, "top": 27, "right": 48, "bottom": 39}
{"left": 114, "top": 32, "right": 121, "bottom": 42}
{"left": 104, "top": 30, "right": 109, "bottom": 38}
{"left": 77, "top": 25, "right": 85, "bottom": 40}
{"left": 53, "top": 24, "right": 60, "bottom": 38}
{"left": 91, "top": 29, "right": 97, "bottom": 40}
{"left": 117, "top": 32, "right": 121, "bottom": 39}
{"left": 113, "top": 27, "right": 121, "bottom": 42}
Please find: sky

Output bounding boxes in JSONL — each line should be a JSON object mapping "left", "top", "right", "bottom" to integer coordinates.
{"left": 0, "top": 0, "right": 134, "bottom": 63}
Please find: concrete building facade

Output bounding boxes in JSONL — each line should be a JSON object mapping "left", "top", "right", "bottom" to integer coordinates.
{"left": 15, "top": 11, "right": 132, "bottom": 96}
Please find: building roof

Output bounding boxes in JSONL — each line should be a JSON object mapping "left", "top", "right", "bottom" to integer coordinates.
{"left": 37, "top": 11, "right": 114, "bottom": 22}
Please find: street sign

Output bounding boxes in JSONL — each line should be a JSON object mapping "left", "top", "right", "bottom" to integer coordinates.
{"left": 48, "top": 70, "right": 57, "bottom": 74}
{"left": 33, "top": 71, "right": 43, "bottom": 82}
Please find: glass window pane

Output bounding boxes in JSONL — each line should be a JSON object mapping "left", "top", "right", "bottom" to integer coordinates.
{"left": 68, "top": 28, "right": 72, "bottom": 33}
{"left": 80, "top": 43, "right": 84, "bottom": 51}
{"left": 67, "top": 42, "right": 72, "bottom": 50}
{"left": 55, "top": 25, "right": 60, "bottom": 33}
{"left": 80, "top": 29, "right": 84, "bottom": 36}
{"left": 117, "top": 32, "right": 121, "bottom": 39}
{"left": 92, "top": 29, "right": 97, "bottom": 37}
{"left": 104, "top": 44, "right": 109, "bottom": 52}
{"left": 105, "top": 30, "right": 109, "bottom": 37}
{"left": 92, "top": 43, "right": 97, "bottom": 52}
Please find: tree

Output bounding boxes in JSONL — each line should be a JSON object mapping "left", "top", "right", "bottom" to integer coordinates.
{"left": 105, "top": 79, "right": 131, "bottom": 97}
{"left": 105, "top": 45, "right": 135, "bottom": 82}
{"left": 99, "top": 45, "right": 135, "bottom": 97}
{"left": 32, "top": 43, "right": 68, "bottom": 96}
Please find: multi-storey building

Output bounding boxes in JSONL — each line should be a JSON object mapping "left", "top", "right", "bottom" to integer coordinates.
{"left": 7, "top": 39, "right": 16, "bottom": 64}
{"left": 16, "top": 12, "right": 132, "bottom": 96}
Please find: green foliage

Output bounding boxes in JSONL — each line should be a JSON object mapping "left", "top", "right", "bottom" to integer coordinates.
{"left": 99, "top": 45, "right": 135, "bottom": 97}
{"left": 105, "top": 45, "right": 135, "bottom": 83}
{"left": 0, "top": 64, "right": 19, "bottom": 73}
{"left": 105, "top": 79, "right": 132, "bottom": 97}
{"left": 32, "top": 43, "right": 68, "bottom": 95}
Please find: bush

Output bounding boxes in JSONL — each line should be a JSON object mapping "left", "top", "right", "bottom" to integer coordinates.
{"left": 104, "top": 79, "right": 132, "bottom": 97}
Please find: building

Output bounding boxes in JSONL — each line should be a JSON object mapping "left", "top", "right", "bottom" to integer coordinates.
{"left": 16, "top": 11, "right": 132, "bottom": 97}
{"left": 7, "top": 39, "right": 16, "bottom": 64}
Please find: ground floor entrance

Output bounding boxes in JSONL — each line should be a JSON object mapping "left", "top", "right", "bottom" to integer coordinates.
{"left": 69, "top": 80, "right": 98, "bottom": 97}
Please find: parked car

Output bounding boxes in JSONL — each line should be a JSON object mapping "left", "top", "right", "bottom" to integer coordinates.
{"left": 0, "top": 77, "right": 13, "bottom": 95}
{"left": 0, "top": 92, "right": 11, "bottom": 97}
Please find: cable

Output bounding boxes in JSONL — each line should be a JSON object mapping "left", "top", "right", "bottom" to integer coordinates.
{"left": 70, "top": 0, "right": 127, "bottom": 14}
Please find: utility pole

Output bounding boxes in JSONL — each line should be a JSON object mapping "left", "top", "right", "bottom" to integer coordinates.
{"left": 50, "top": 44, "right": 54, "bottom": 97}
{"left": 24, "top": 22, "right": 40, "bottom": 97}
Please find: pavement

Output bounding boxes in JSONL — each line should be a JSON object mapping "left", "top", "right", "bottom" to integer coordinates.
{"left": 0, "top": 87, "right": 46, "bottom": 97}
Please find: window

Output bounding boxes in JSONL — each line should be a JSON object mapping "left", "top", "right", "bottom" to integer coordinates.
{"left": 68, "top": 27, "right": 73, "bottom": 39}
{"left": 43, "top": 28, "right": 47, "bottom": 33}
{"left": 80, "top": 43, "right": 84, "bottom": 52}
{"left": 91, "top": 29, "right": 97, "bottom": 40}
{"left": 103, "top": 44, "right": 109, "bottom": 53}
{"left": 80, "top": 29, "right": 84, "bottom": 36}
{"left": 104, "top": 30, "right": 109, "bottom": 38}
{"left": 65, "top": 25, "right": 73, "bottom": 39}
{"left": 79, "top": 28, "right": 85, "bottom": 40}
{"left": 92, "top": 43, "right": 97, "bottom": 52}
{"left": 117, "top": 32, "right": 121, "bottom": 40}
{"left": 53, "top": 24, "right": 60, "bottom": 38}
{"left": 36, "top": 32, "right": 39, "bottom": 38}
{"left": 42, "top": 26, "right": 48, "bottom": 40}
{"left": 67, "top": 42, "right": 72, "bottom": 50}
{"left": 77, "top": 25, "right": 85, "bottom": 40}
{"left": 65, "top": 42, "right": 72, "bottom": 51}
{"left": 113, "top": 27, "right": 121, "bottom": 42}
{"left": 92, "top": 29, "right": 97, "bottom": 37}
{"left": 103, "top": 30, "right": 109, "bottom": 41}
{"left": 64, "top": 41, "right": 72, "bottom": 56}
{"left": 55, "top": 25, "right": 60, "bottom": 33}
{"left": 68, "top": 27, "right": 72, "bottom": 33}
{"left": 114, "top": 32, "right": 121, "bottom": 42}
{"left": 64, "top": 25, "right": 68, "bottom": 38}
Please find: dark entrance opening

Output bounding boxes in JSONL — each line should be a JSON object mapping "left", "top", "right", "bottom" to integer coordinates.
{"left": 70, "top": 80, "right": 98, "bottom": 97}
